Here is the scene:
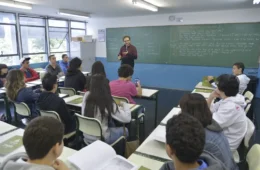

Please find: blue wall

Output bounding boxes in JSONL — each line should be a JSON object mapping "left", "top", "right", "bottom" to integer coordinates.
{"left": 96, "top": 57, "right": 260, "bottom": 97}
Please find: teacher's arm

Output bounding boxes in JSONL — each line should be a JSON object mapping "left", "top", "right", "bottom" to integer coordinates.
{"left": 118, "top": 47, "right": 123, "bottom": 60}
{"left": 126, "top": 46, "right": 137, "bottom": 60}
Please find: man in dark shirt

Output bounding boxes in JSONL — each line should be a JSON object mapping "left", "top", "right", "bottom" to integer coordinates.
{"left": 118, "top": 36, "right": 138, "bottom": 68}
{"left": 45, "top": 55, "right": 64, "bottom": 78}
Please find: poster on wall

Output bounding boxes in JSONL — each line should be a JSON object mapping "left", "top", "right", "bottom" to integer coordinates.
{"left": 98, "top": 29, "right": 106, "bottom": 42}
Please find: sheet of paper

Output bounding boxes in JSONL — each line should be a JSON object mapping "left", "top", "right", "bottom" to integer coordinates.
{"left": 0, "top": 136, "right": 23, "bottom": 156}
{"left": 154, "top": 126, "right": 166, "bottom": 143}
{"left": 99, "top": 156, "right": 138, "bottom": 170}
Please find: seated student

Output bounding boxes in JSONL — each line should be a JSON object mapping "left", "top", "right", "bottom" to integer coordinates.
{"left": 82, "top": 74, "right": 131, "bottom": 144}
{"left": 0, "top": 64, "right": 8, "bottom": 88}
{"left": 160, "top": 113, "right": 227, "bottom": 170}
{"left": 0, "top": 117, "right": 69, "bottom": 170}
{"left": 85, "top": 61, "right": 109, "bottom": 91}
{"left": 59, "top": 54, "right": 69, "bottom": 74}
{"left": 37, "top": 73, "right": 76, "bottom": 134}
{"left": 110, "top": 64, "right": 142, "bottom": 104}
{"left": 208, "top": 62, "right": 250, "bottom": 94}
{"left": 180, "top": 93, "right": 238, "bottom": 170}
{"left": 207, "top": 74, "right": 247, "bottom": 152}
{"left": 5, "top": 69, "right": 41, "bottom": 116}
{"left": 64, "top": 57, "right": 86, "bottom": 92}
{"left": 20, "top": 57, "right": 39, "bottom": 82}
{"left": 45, "top": 55, "right": 64, "bottom": 78}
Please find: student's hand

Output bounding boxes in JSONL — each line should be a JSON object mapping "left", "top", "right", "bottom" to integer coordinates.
{"left": 207, "top": 76, "right": 214, "bottom": 81}
{"left": 209, "top": 90, "right": 220, "bottom": 99}
{"left": 52, "top": 159, "right": 69, "bottom": 170}
{"left": 122, "top": 51, "right": 128, "bottom": 55}
{"left": 118, "top": 55, "right": 122, "bottom": 60}
{"left": 136, "top": 81, "right": 141, "bottom": 87}
{"left": 118, "top": 101, "right": 126, "bottom": 107}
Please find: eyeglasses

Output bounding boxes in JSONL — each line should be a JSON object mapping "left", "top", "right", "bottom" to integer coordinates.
{"left": 124, "top": 40, "right": 130, "bottom": 43}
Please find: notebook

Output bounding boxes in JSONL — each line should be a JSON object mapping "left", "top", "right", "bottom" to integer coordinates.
{"left": 68, "top": 140, "right": 139, "bottom": 170}
{"left": 68, "top": 97, "right": 83, "bottom": 104}
{"left": 0, "top": 135, "right": 23, "bottom": 156}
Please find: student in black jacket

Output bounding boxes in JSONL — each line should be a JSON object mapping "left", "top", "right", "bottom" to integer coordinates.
{"left": 64, "top": 57, "right": 86, "bottom": 92}
{"left": 37, "top": 73, "right": 76, "bottom": 134}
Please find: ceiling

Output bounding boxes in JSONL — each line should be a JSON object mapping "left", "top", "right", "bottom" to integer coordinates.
{"left": 0, "top": 0, "right": 259, "bottom": 19}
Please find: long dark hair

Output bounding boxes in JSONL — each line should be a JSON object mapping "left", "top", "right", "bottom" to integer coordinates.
{"left": 179, "top": 93, "right": 212, "bottom": 127}
{"left": 67, "top": 57, "right": 82, "bottom": 73}
{"left": 84, "top": 74, "right": 117, "bottom": 120}
{"left": 91, "top": 61, "right": 106, "bottom": 77}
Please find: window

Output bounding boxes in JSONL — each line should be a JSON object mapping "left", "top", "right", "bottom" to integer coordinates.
{"left": 0, "top": 12, "right": 19, "bottom": 65}
{"left": 48, "top": 19, "right": 69, "bottom": 59}
{"left": 70, "top": 21, "right": 86, "bottom": 58}
{"left": 20, "top": 16, "right": 47, "bottom": 63}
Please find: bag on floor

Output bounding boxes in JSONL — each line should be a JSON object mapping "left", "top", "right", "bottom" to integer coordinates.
{"left": 124, "top": 120, "right": 140, "bottom": 158}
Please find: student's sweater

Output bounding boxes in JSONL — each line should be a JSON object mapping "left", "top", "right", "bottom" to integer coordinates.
{"left": 20, "top": 68, "right": 39, "bottom": 83}
{"left": 160, "top": 151, "right": 228, "bottom": 170}
{"left": 59, "top": 61, "right": 69, "bottom": 74}
{"left": 37, "top": 91, "right": 76, "bottom": 134}
{"left": 64, "top": 70, "right": 86, "bottom": 92}
{"left": 81, "top": 91, "right": 131, "bottom": 143}
{"left": 0, "top": 152, "right": 55, "bottom": 170}
{"left": 211, "top": 94, "right": 247, "bottom": 151}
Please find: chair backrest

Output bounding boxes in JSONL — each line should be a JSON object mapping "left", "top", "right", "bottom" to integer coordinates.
{"left": 13, "top": 102, "right": 31, "bottom": 117}
{"left": 75, "top": 113, "right": 102, "bottom": 139}
{"left": 245, "top": 103, "right": 252, "bottom": 115}
{"left": 58, "top": 87, "right": 76, "bottom": 97}
{"left": 244, "top": 118, "right": 255, "bottom": 148}
{"left": 78, "top": 91, "right": 86, "bottom": 96}
{"left": 247, "top": 144, "right": 260, "bottom": 170}
{"left": 244, "top": 91, "right": 254, "bottom": 102}
{"left": 112, "top": 96, "right": 129, "bottom": 105}
{"left": 40, "top": 110, "right": 61, "bottom": 122}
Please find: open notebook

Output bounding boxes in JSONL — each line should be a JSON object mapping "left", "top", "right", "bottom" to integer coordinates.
{"left": 68, "top": 141, "right": 139, "bottom": 170}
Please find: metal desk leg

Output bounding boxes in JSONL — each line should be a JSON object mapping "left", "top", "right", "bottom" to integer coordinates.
{"left": 154, "top": 93, "right": 158, "bottom": 128}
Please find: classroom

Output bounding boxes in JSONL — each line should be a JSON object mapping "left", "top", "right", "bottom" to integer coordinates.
{"left": 0, "top": 0, "right": 260, "bottom": 170}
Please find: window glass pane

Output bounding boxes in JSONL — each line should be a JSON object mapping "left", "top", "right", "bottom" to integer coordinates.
{"left": 49, "top": 27, "right": 69, "bottom": 53}
{"left": 71, "top": 21, "right": 85, "bottom": 29}
{"left": 48, "top": 19, "right": 68, "bottom": 27}
{"left": 23, "top": 54, "right": 47, "bottom": 63}
{"left": 0, "top": 56, "right": 19, "bottom": 66}
{"left": 71, "top": 29, "right": 85, "bottom": 37}
{"left": 19, "top": 17, "right": 45, "bottom": 26}
{"left": 0, "top": 25, "right": 17, "bottom": 55}
{"left": 0, "top": 12, "right": 16, "bottom": 24}
{"left": 21, "top": 26, "right": 46, "bottom": 54}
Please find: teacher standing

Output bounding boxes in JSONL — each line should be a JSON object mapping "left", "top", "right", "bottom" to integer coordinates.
{"left": 118, "top": 36, "right": 138, "bottom": 68}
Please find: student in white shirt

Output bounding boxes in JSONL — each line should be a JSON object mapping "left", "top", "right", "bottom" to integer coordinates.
{"left": 82, "top": 74, "right": 131, "bottom": 145}
{"left": 207, "top": 74, "right": 247, "bottom": 152}
{"left": 208, "top": 62, "right": 250, "bottom": 94}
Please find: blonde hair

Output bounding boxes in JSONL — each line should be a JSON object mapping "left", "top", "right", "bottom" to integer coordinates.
{"left": 5, "top": 69, "right": 25, "bottom": 101}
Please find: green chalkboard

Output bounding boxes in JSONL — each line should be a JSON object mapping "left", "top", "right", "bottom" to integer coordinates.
{"left": 106, "top": 23, "right": 260, "bottom": 67}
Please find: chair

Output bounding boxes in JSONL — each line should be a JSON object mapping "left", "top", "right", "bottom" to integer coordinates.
{"left": 112, "top": 96, "right": 129, "bottom": 104}
{"left": 40, "top": 110, "right": 76, "bottom": 139}
{"left": 246, "top": 144, "right": 260, "bottom": 170}
{"left": 13, "top": 102, "right": 31, "bottom": 125}
{"left": 245, "top": 103, "right": 252, "bottom": 115}
{"left": 58, "top": 87, "right": 76, "bottom": 97}
{"left": 75, "top": 113, "right": 125, "bottom": 147}
{"left": 78, "top": 91, "right": 86, "bottom": 96}
{"left": 244, "top": 91, "right": 254, "bottom": 102}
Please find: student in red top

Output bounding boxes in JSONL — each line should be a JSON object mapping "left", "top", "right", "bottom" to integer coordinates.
{"left": 20, "top": 57, "right": 39, "bottom": 82}
{"left": 118, "top": 36, "right": 138, "bottom": 68}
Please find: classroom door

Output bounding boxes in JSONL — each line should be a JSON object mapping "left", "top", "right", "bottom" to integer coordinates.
{"left": 80, "top": 42, "right": 96, "bottom": 72}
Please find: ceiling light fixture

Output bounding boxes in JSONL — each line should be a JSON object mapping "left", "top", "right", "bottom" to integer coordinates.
{"left": 58, "top": 9, "right": 90, "bottom": 19}
{"left": 0, "top": 0, "right": 32, "bottom": 10}
{"left": 253, "top": 0, "right": 260, "bottom": 4}
{"left": 132, "top": 0, "right": 158, "bottom": 12}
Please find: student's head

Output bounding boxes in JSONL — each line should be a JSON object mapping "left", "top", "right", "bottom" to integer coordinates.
{"left": 118, "top": 64, "right": 134, "bottom": 81}
{"left": 179, "top": 93, "right": 212, "bottom": 128}
{"left": 91, "top": 61, "right": 106, "bottom": 77}
{"left": 5, "top": 69, "right": 25, "bottom": 101}
{"left": 48, "top": 55, "right": 56, "bottom": 65}
{"left": 23, "top": 117, "right": 64, "bottom": 161}
{"left": 20, "top": 57, "right": 31, "bottom": 69}
{"left": 68, "top": 57, "right": 82, "bottom": 72}
{"left": 0, "top": 64, "right": 8, "bottom": 76}
{"left": 166, "top": 113, "right": 205, "bottom": 164}
{"left": 216, "top": 74, "right": 239, "bottom": 98}
{"left": 123, "top": 35, "right": 131, "bottom": 46}
{"left": 42, "top": 73, "right": 58, "bottom": 92}
{"left": 62, "top": 54, "right": 69, "bottom": 63}
{"left": 233, "top": 62, "right": 245, "bottom": 75}
{"left": 84, "top": 74, "right": 115, "bottom": 120}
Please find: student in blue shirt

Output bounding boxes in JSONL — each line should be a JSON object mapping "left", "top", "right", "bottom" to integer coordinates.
{"left": 59, "top": 54, "right": 69, "bottom": 74}
{"left": 160, "top": 114, "right": 227, "bottom": 170}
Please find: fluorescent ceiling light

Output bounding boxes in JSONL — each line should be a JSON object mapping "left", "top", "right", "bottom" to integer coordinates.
{"left": 0, "top": 0, "right": 32, "bottom": 9}
{"left": 59, "top": 9, "right": 90, "bottom": 19}
{"left": 132, "top": 0, "right": 158, "bottom": 12}
{"left": 253, "top": 0, "right": 260, "bottom": 4}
